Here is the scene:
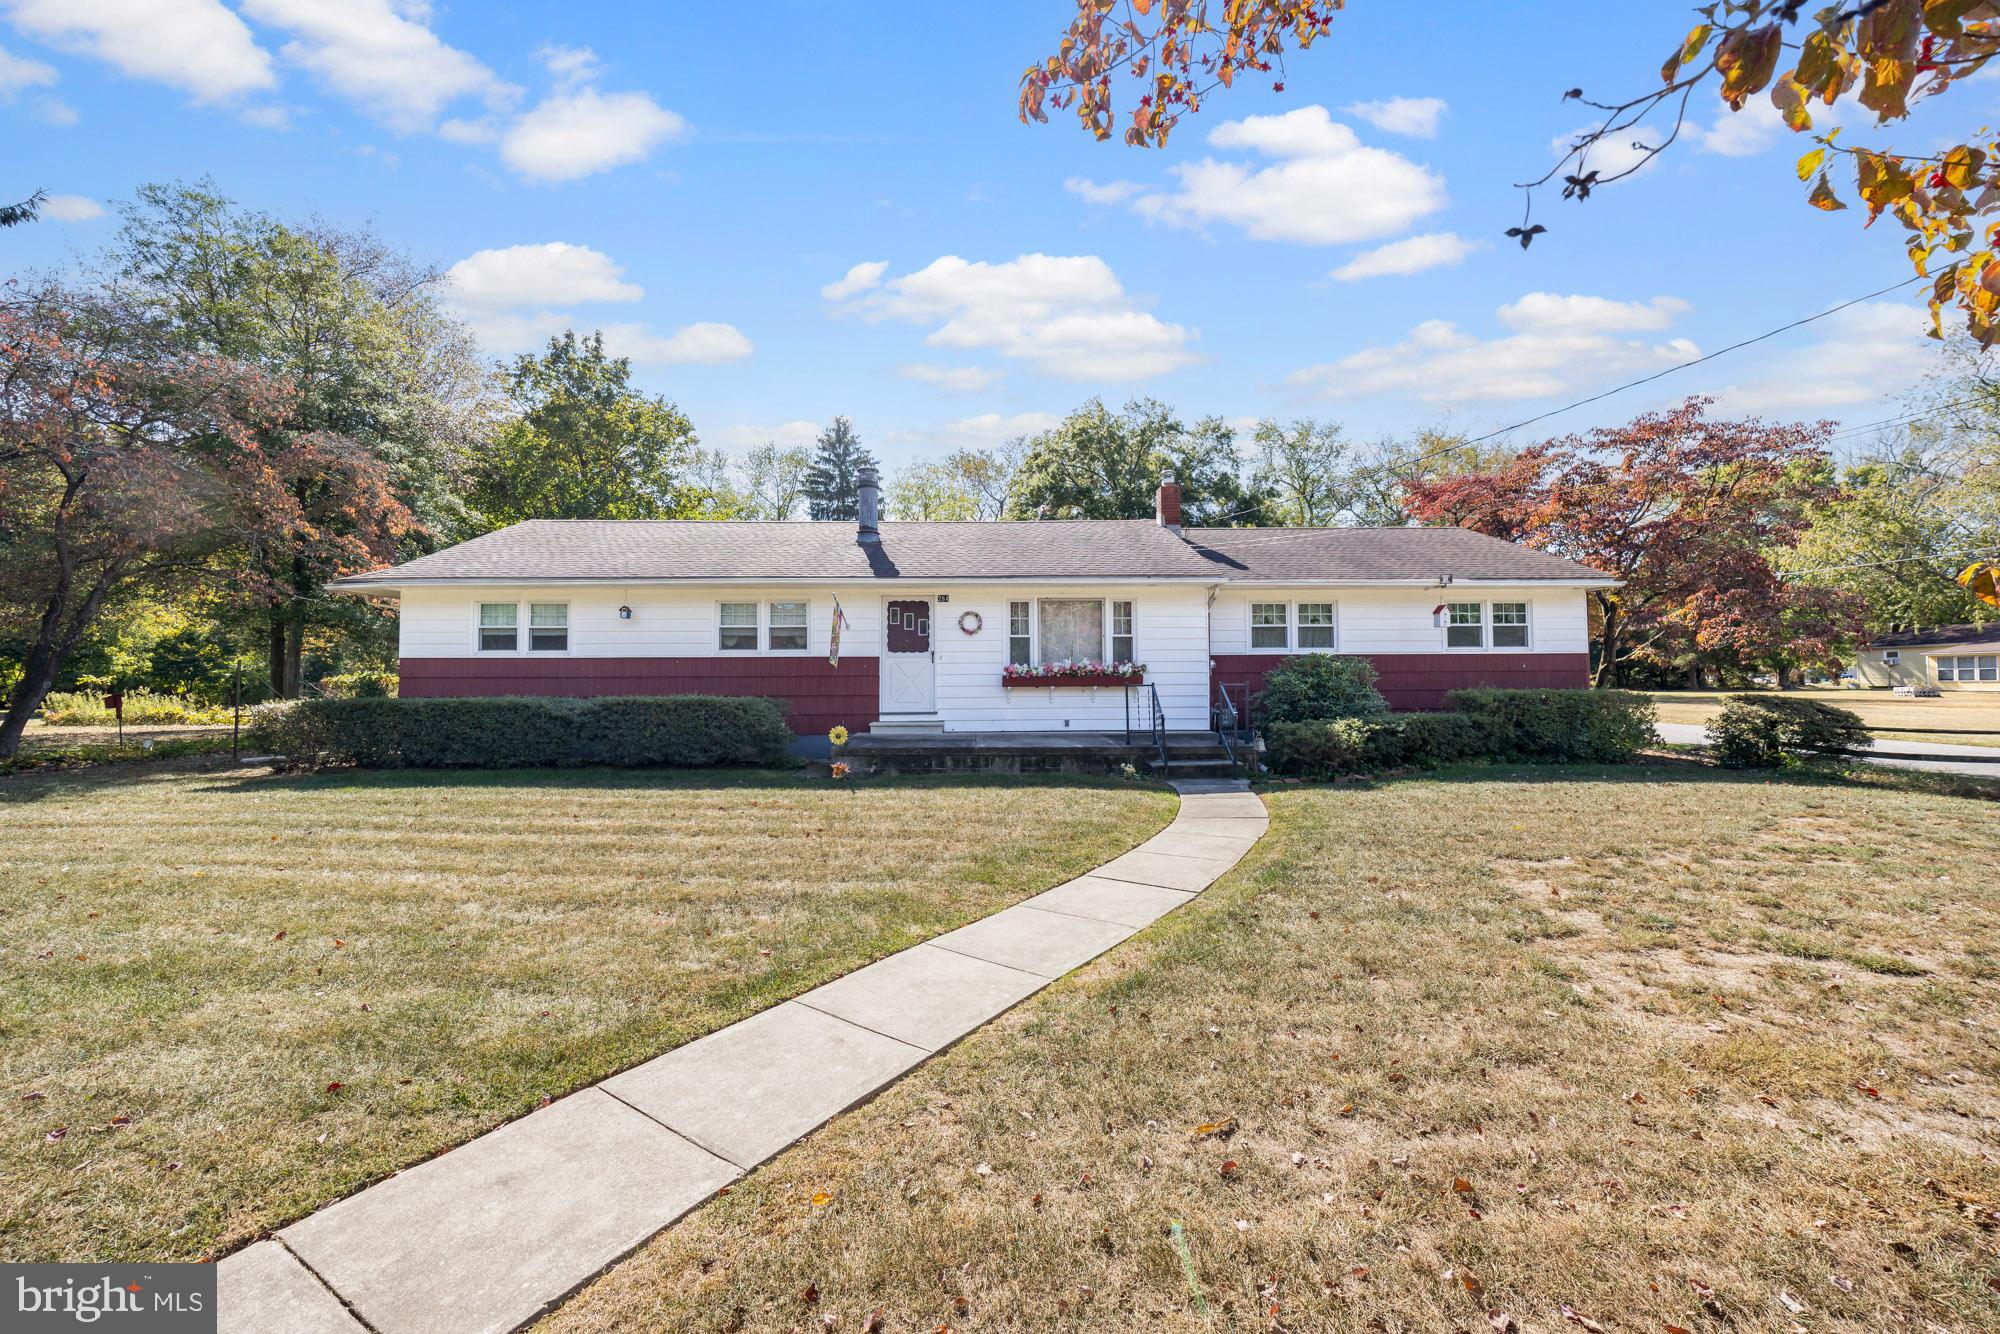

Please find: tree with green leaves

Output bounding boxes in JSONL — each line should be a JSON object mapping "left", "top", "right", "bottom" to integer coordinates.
{"left": 108, "top": 181, "right": 485, "bottom": 695}
{"left": 890, "top": 446, "right": 1020, "bottom": 521}
{"left": 741, "top": 442, "right": 812, "bottom": 519}
{"left": 469, "top": 330, "right": 714, "bottom": 526}
{"left": 802, "top": 416, "right": 876, "bottom": 521}
{"left": 2, "top": 191, "right": 45, "bottom": 228}
{"left": 1005, "top": 397, "right": 1247, "bottom": 523}
{"left": 1249, "top": 419, "right": 1354, "bottom": 527}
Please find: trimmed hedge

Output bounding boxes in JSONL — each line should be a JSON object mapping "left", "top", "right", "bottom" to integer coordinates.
{"left": 1265, "top": 688, "right": 1655, "bottom": 779}
{"left": 248, "top": 695, "right": 794, "bottom": 770}
{"left": 1447, "top": 687, "right": 1657, "bottom": 763}
{"left": 1710, "top": 694, "right": 1869, "bottom": 769}
{"left": 1253, "top": 653, "right": 1389, "bottom": 727}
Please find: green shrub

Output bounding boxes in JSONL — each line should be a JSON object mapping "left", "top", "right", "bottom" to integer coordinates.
{"left": 316, "top": 670, "right": 398, "bottom": 699}
{"left": 1709, "top": 694, "right": 1869, "bottom": 769}
{"left": 248, "top": 695, "right": 795, "bottom": 770}
{"left": 1446, "top": 688, "right": 1656, "bottom": 763}
{"left": 1395, "top": 711, "right": 1505, "bottom": 767}
{"left": 1254, "top": 654, "right": 1389, "bottom": 727}
{"left": 39, "top": 689, "right": 233, "bottom": 726}
{"left": 1265, "top": 718, "right": 1395, "bottom": 778}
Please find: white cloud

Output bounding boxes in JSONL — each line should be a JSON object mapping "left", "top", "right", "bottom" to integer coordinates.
{"left": 444, "top": 241, "right": 748, "bottom": 367}
{"left": 834, "top": 253, "right": 1199, "bottom": 381}
{"left": 238, "top": 103, "right": 291, "bottom": 129}
{"left": 446, "top": 242, "right": 643, "bottom": 312}
{"left": 1332, "top": 231, "right": 1485, "bottom": 281}
{"left": 237, "top": 0, "right": 513, "bottom": 132}
{"left": 820, "top": 260, "right": 887, "bottom": 301}
{"left": 599, "top": 320, "right": 752, "bottom": 366}
{"left": 928, "top": 412, "right": 1063, "bottom": 449}
{"left": 0, "top": 39, "right": 55, "bottom": 95}
{"left": 1688, "top": 98, "right": 1790, "bottom": 157}
{"left": 1129, "top": 105, "right": 1447, "bottom": 244}
{"left": 1342, "top": 96, "right": 1447, "bottom": 138}
{"left": 1713, "top": 302, "right": 1933, "bottom": 416}
{"left": 1064, "top": 176, "right": 1143, "bottom": 205}
{"left": 900, "top": 363, "right": 1002, "bottom": 392}
{"left": 501, "top": 85, "right": 685, "bottom": 183}
{"left": 39, "top": 193, "right": 103, "bottom": 222}
{"left": 34, "top": 94, "right": 72, "bottom": 123}
{"left": 5, "top": 0, "right": 275, "bottom": 102}
{"left": 1496, "top": 292, "right": 1690, "bottom": 335}
{"left": 1287, "top": 292, "right": 1699, "bottom": 405}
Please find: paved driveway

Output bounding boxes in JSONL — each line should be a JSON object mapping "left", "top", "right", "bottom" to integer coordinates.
{"left": 1654, "top": 721, "right": 2000, "bottom": 778}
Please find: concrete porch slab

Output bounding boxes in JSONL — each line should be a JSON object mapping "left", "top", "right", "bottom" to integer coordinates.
{"left": 1092, "top": 847, "right": 1240, "bottom": 892}
{"left": 603, "top": 1001, "right": 926, "bottom": 1170}
{"left": 217, "top": 1241, "right": 363, "bottom": 1334}
{"left": 794, "top": 943, "right": 1047, "bottom": 1052}
{"left": 281, "top": 1089, "right": 737, "bottom": 1334}
{"left": 1022, "top": 875, "right": 1195, "bottom": 929}
{"left": 929, "top": 903, "right": 1137, "bottom": 978}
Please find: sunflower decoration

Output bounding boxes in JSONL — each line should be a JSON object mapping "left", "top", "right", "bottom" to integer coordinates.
{"left": 828, "top": 724, "right": 850, "bottom": 748}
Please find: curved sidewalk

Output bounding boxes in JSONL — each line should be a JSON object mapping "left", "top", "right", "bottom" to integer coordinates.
{"left": 218, "top": 779, "right": 1269, "bottom": 1334}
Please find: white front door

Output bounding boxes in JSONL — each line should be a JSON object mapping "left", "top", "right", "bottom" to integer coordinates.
{"left": 881, "top": 598, "right": 936, "bottom": 713}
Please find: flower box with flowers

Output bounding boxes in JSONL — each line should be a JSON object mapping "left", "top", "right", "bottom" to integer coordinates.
{"left": 1000, "top": 661, "right": 1146, "bottom": 688}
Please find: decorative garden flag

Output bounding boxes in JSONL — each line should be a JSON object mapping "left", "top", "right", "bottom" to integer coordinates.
{"left": 828, "top": 596, "right": 849, "bottom": 666}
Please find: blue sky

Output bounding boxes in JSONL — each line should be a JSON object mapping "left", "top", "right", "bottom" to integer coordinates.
{"left": 1, "top": 0, "right": 1965, "bottom": 470}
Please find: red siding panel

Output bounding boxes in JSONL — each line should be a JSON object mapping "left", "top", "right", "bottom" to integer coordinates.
{"left": 398, "top": 657, "right": 879, "bottom": 735}
{"left": 1211, "top": 652, "right": 1591, "bottom": 714}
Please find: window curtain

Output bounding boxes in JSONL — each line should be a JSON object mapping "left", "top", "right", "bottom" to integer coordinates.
{"left": 1038, "top": 599, "right": 1103, "bottom": 664}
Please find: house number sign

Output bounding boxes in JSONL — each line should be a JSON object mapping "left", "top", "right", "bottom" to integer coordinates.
{"left": 958, "top": 610, "right": 983, "bottom": 635}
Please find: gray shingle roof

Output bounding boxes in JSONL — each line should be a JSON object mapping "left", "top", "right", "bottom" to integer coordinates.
{"left": 1182, "top": 525, "right": 1614, "bottom": 583}
{"left": 1865, "top": 622, "right": 2000, "bottom": 649}
{"left": 330, "top": 519, "right": 1615, "bottom": 588}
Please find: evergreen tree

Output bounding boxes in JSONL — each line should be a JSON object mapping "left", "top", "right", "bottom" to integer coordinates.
{"left": 802, "top": 416, "right": 876, "bottom": 520}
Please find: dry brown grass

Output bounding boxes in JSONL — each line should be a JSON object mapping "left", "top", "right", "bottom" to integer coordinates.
{"left": 0, "top": 766, "right": 1173, "bottom": 1263}
{"left": 544, "top": 765, "right": 2000, "bottom": 1334}
{"left": 1647, "top": 688, "right": 2000, "bottom": 748}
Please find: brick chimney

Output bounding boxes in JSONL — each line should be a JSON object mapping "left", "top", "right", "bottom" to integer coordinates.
{"left": 1155, "top": 471, "right": 1182, "bottom": 529}
{"left": 856, "top": 464, "right": 882, "bottom": 544}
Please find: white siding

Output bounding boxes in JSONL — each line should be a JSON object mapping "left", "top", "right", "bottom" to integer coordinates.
{"left": 398, "top": 585, "right": 884, "bottom": 660}
{"left": 928, "top": 584, "right": 1211, "bottom": 732}
{"left": 1208, "top": 586, "right": 1590, "bottom": 656}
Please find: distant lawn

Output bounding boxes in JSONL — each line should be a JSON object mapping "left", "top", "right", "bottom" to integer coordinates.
{"left": 546, "top": 764, "right": 2000, "bottom": 1333}
{"left": 0, "top": 767, "right": 1174, "bottom": 1262}
{"left": 1645, "top": 688, "right": 2000, "bottom": 748}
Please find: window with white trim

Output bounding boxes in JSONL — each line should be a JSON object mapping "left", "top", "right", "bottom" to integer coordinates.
{"left": 768, "top": 601, "right": 809, "bottom": 652}
{"left": 1937, "top": 653, "right": 1998, "bottom": 682}
{"left": 1297, "top": 602, "right": 1335, "bottom": 649}
{"left": 1039, "top": 598, "right": 1104, "bottom": 664}
{"left": 1111, "top": 600, "right": 1136, "bottom": 663}
{"left": 1008, "top": 601, "right": 1031, "bottom": 666}
{"left": 1446, "top": 601, "right": 1484, "bottom": 648}
{"left": 528, "top": 602, "right": 568, "bottom": 652}
{"left": 1491, "top": 601, "right": 1530, "bottom": 649}
{"left": 718, "top": 602, "right": 759, "bottom": 652}
{"left": 477, "top": 602, "right": 518, "bottom": 652}
{"left": 1250, "top": 602, "right": 1289, "bottom": 650}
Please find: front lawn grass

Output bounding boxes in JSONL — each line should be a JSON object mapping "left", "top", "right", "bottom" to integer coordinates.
{"left": 0, "top": 767, "right": 1174, "bottom": 1262}
{"left": 1646, "top": 687, "right": 2000, "bottom": 748}
{"left": 545, "top": 764, "right": 2000, "bottom": 1333}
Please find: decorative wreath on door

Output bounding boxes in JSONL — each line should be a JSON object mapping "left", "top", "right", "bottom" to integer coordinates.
{"left": 958, "top": 610, "right": 983, "bottom": 635}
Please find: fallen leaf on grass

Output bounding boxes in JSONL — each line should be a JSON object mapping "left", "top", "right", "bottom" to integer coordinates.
{"left": 1220, "top": 1159, "right": 1240, "bottom": 1179}
{"left": 20, "top": 1091, "right": 46, "bottom": 1102}
{"left": 1559, "top": 1304, "right": 1606, "bottom": 1331}
{"left": 324, "top": 1082, "right": 344, "bottom": 1094}
{"left": 810, "top": 1192, "right": 832, "bottom": 1207}
{"left": 862, "top": 1306, "right": 885, "bottom": 1332}
{"left": 1192, "top": 1117, "right": 1237, "bottom": 1140}
{"left": 44, "top": 1126, "right": 67, "bottom": 1145}
{"left": 1778, "top": 1290, "right": 1806, "bottom": 1314}
{"left": 1452, "top": 1177, "right": 1475, "bottom": 1194}
{"left": 1829, "top": 1273, "right": 1853, "bottom": 1293}
{"left": 272, "top": 930, "right": 286, "bottom": 942}
{"left": 801, "top": 1282, "right": 819, "bottom": 1306}
{"left": 1488, "top": 1314, "right": 1517, "bottom": 1333}
{"left": 1458, "top": 1271, "right": 1486, "bottom": 1300}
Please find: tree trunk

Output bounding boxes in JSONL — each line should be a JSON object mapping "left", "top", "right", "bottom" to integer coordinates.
{"left": 0, "top": 654, "right": 59, "bottom": 759}
{"left": 1592, "top": 596, "right": 1622, "bottom": 688}
{"left": 0, "top": 563, "right": 122, "bottom": 760}
{"left": 284, "top": 608, "right": 305, "bottom": 698}
{"left": 1686, "top": 662, "right": 1702, "bottom": 690}
{"left": 267, "top": 610, "right": 287, "bottom": 697}
{"left": 1774, "top": 665, "right": 1794, "bottom": 690}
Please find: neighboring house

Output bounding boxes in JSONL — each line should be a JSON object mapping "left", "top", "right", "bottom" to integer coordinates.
{"left": 330, "top": 472, "right": 1617, "bottom": 735}
{"left": 1853, "top": 623, "right": 2000, "bottom": 691}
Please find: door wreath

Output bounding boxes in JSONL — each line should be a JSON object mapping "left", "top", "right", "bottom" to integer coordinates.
{"left": 958, "top": 610, "right": 983, "bottom": 635}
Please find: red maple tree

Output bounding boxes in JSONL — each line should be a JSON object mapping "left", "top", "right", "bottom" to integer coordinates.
{"left": 1404, "top": 398, "right": 1863, "bottom": 687}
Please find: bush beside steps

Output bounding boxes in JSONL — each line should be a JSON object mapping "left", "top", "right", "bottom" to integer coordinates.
{"left": 1265, "top": 687, "right": 1658, "bottom": 779}
{"left": 248, "top": 695, "right": 794, "bottom": 771}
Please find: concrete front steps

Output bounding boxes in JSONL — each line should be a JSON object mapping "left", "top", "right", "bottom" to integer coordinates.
{"left": 1151, "top": 734, "right": 1246, "bottom": 780}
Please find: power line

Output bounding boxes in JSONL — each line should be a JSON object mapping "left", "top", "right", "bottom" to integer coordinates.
{"left": 1778, "top": 545, "right": 1997, "bottom": 578}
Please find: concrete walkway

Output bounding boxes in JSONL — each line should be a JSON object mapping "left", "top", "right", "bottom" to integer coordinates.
{"left": 217, "top": 779, "right": 1268, "bottom": 1334}
{"left": 1655, "top": 721, "right": 2000, "bottom": 778}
